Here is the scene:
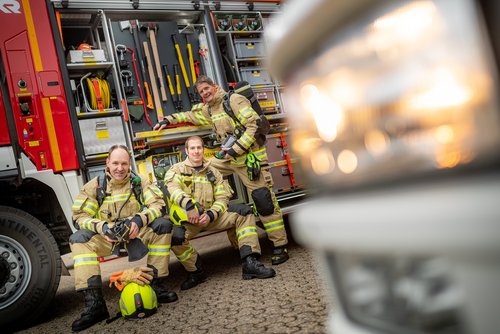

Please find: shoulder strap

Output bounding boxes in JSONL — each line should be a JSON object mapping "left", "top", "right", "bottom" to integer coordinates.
{"left": 96, "top": 172, "right": 144, "bottom": 207}
{"left": 96, "top": 174, "right": 107, "bottom": 207}
{"left": 130, "top": 171, "right": 143, "bottom": 206}
{"left": 223, "top": 92, "right": 243, "bottom": 127}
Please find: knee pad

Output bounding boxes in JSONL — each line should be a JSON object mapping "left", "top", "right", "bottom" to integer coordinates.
{"left": 69, "top": 230, "right": 96, "bottom": 244}
{"left": 149, "top": 217, "right": 173, "bottom": 235}
{"left": 251, "top": 187, "right": 274, "bottom": 216}
{"left": 171, "top": 225, "right": 186, "bottom": 246}
{"left": 228, "top": 203, "right": 253, "bottom": 216}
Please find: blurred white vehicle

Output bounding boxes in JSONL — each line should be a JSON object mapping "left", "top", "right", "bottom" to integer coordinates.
{"left": 267, "top": 1, "right": 500, "bottom": 333}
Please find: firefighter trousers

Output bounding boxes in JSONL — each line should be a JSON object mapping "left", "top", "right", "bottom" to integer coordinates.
{"left": 172, "top": 211, "right": 260, "bottom": 272}
{"left": 210, "top": 157, "right": 288, "bottom": 248}
{"left": 69, "top": 226, "right": 172, "bottom": 291}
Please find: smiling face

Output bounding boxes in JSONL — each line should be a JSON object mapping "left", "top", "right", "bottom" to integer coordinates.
{"left": 196, "top": 81, "right": 216, "bottom": 104}
{"left": 185, "top": 136, "right": 204, "bottom": 167}
{"left": 106, "top": 146, "right": 130, "bottom": 180}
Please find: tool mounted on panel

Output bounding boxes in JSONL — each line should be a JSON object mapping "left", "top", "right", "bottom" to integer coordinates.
{"left": 127, "top": 47, "right": 152, "bottom": 126}
{"left": 120, "top": 19, "right": 154, "bottom": 110}
{"left": 163, "top": 64, "right": 182, "bottom": 112}
{"left": 171, "top": 34, "right": 197, "bottom": 105}
{"left": 173, "top": 63, "right": 183, "bottom": 112}
{"left": 140, "top": 23, "right": 168, "bottom": 103}
{"left": 143, "top": 40, "right": 163, "bottom": 121}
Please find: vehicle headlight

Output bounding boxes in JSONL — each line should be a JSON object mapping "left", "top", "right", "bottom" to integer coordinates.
{"left": 281, "top": 0, "right": 500, "bottom": 190}
{"left": 328, "top": 253, "right": 465, "bottom": 333}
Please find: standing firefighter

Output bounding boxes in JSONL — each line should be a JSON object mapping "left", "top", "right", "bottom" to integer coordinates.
{"left": 69, "top": 145, "right": 177, "bottom": 331}
{"left": 154, "top": 75, "right": 289, "bottom": 265}
{"left": 166, "top": 136, "right": 275, "bottom": 290}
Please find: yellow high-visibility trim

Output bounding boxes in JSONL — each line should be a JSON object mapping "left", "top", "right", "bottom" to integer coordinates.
{"left": 265, "top": 225, "right": 284, "bottom": 233}
{"left": 74, "top": 253, "right": 98, "bottom": 259}
{"left": 74, "top": 260, "right": 99, "bottom": 267}
{"left": 22, "top": 0, "right": 42, "bottom": 71}
{"left": 176, "top": 246, "right": 194, "bottom": 262}
{"left": 23, "top": 1, "right": 63, "bottom": 170}
{"left": 148, "top": 252, "right": 170, "bottom": 256}
{"left": 148, "top": 244, "right": 171, "bottom": 249}
{"left": 237, "top": 232, "right": 258, "bottom": 240}
{"left": 42, "top": 99, "right": 63, "bottom": 170}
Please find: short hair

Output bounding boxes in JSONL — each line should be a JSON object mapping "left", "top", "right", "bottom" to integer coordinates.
{"left": 194, "top": 75, "right": 215, "bottom": 89}
{"left": 107, "top": 144, "right": 131, "bottom": 159}
{"left": 185, "top": 136, "right": 204, "bottom": 148}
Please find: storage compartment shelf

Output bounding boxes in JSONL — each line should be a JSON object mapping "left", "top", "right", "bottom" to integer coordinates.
{"left": 67, "top": 61, "right": 114, "bottom": 71}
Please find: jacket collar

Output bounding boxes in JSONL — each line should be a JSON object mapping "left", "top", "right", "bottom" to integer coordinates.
{"left": 208, "top": 89, "right": 226, "bottom": 107}
{"left": 183, "top": 157, "right": 211, "bottom": 172}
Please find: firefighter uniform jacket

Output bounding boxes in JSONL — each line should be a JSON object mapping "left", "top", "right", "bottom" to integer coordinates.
{"left": 72, "top": 172, "right": 165, "bottom": 235}
{"left": 165, "top": 157, "right": 230, "bottom": 221}
{"left": 163, "top": 89, "right": 268, "bottom": 166}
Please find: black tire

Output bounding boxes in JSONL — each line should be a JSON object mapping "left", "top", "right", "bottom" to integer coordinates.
{"left": 0, "top": 206, "right": 61, "bottom": 329}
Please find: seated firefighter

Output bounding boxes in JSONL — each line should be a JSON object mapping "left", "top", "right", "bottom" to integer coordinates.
{"left": 166, "top": 135, "right": 276, "bottom": 290}
{"left": 69, "top": 144, "right": 177, "bottom": 332}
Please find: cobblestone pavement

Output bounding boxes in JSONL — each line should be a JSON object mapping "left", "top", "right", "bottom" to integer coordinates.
{"left": 16, "top": 228, "right": 331, "bottom": 334}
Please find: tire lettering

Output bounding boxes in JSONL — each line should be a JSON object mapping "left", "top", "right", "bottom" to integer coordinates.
{"left": 1, "top": 217, "right": 51, "bottom": 267}
{"left": 19, "top": 223, "right": 29, "bottom": 235}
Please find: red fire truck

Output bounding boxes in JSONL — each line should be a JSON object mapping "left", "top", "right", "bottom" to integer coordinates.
{"left": 0, "top": 0, "right": 304, "bottom": 327}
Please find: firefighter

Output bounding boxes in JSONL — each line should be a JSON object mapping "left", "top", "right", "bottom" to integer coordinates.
{"left": 154, "top": 75, "right": 290, "bottom": 265}
{"left": 69, "top": 144, "right": 177, "bottom": 332}
{"left": 166, "top": 136, "right": 275, "bottom": 290}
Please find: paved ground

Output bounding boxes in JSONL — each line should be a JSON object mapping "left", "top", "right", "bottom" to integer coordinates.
{"left": 15, "top": 227, "right": 331, "bottom": 334}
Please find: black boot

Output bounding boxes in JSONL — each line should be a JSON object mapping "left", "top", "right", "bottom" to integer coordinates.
{"left": 71, "top": 288, "right": 109, "bottom": 332}
{"left": 181, "top": 269, "right": 207, "bottom": 290}
{"left": 271, "top": 246, "right": 289, "bottom": 265}
{"left": 242, "top": 254, "right": 276, "bottom": 280}
{"left": 151, "top": 277, "right": 178, "bottom": 303}
{"left": 180, "top": 256, "right": 206, "bottom": 290}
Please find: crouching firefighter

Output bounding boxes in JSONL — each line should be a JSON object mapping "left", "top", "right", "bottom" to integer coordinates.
{"left": 166, "top": 136, "right": 275, "bottom": 291}
{"left": 69, "top": 145, "right": 177, "bottom": 332}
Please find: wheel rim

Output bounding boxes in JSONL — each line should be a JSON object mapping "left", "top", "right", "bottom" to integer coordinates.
{"left": 0, "top": 235, "right": 32, "bottom": 309}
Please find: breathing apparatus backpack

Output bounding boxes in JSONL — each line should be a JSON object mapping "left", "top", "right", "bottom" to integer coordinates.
{"left": 119, "top": 282, "right": 158, "bottom": 319}
{"left": 96, "top": 171, "right": 143, "bottom": 208}
{"left": 223, "top": 81, "right": 270, "bottom": 146}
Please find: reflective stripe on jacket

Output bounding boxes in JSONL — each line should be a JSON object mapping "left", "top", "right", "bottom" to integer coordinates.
{"left": 71, "top": 173, "right": 165, "bottom": 234}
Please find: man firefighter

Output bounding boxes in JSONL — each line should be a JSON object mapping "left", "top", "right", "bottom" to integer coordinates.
{"left": 166, "top": 136, "right": 275, "bottom": 290}
{"left": 69, "top": 144, "right": 177, "bottom": 331}
{"left": 154, "top": 75, "right": 289, "bottom": 265}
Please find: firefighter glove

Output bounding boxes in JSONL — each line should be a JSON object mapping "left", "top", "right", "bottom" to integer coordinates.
{"left": 159, "top": 119, "right": 170, "bottom": 127}
{"left": 109, "top": 266, "right": 154, "bottom": 291}
{"left": 246, "top": 153, "right": 261, "bottom": 181}
{"left": 101, "top": 222, "right": 110, "bottom": 236}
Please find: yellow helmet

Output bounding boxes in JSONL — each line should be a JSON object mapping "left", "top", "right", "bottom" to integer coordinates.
{"left": 169, "top": 202, "right": 188, "bottom": 226}
{"left": 119, "top": 282, "right": 158, "bottom": 319}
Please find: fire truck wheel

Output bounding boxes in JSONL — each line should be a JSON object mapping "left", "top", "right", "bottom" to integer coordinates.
{"left": 0, "top": 206, "right": 61, "bottom": 329}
